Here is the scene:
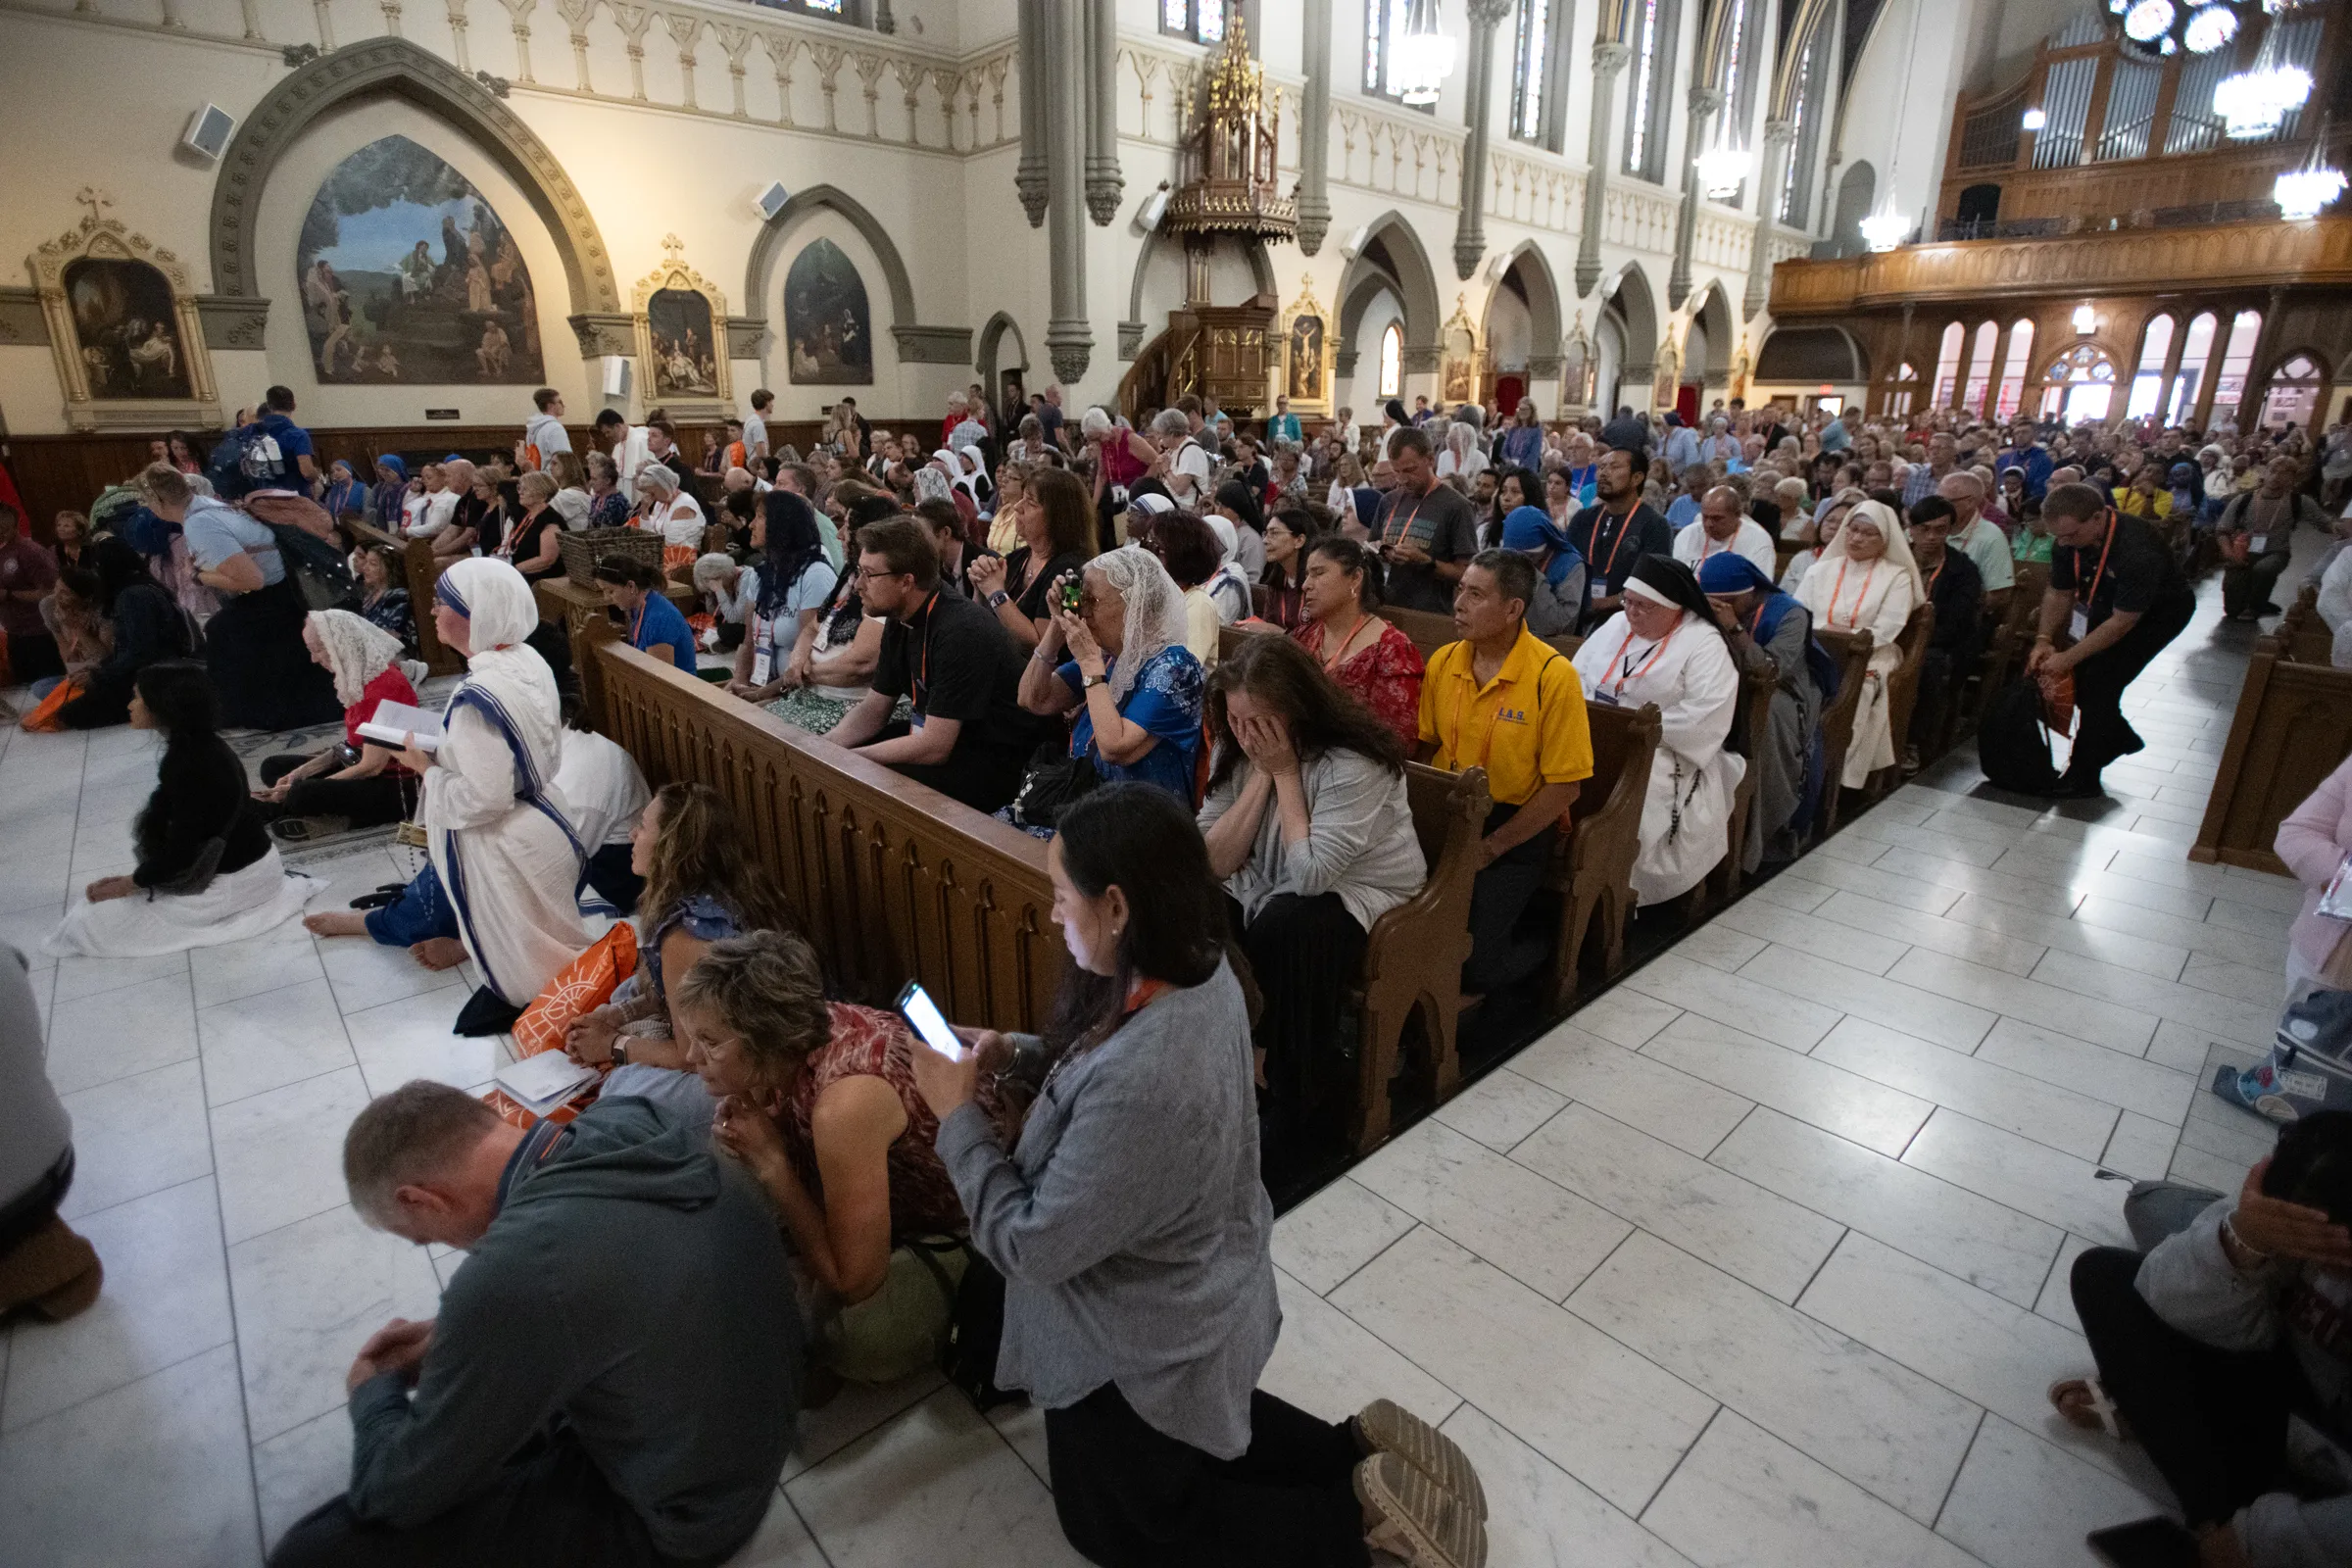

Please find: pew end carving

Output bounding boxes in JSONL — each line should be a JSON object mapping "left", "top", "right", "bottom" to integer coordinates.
{"left": 1547, "top": 701, "right": 1661, "bottom": 1014}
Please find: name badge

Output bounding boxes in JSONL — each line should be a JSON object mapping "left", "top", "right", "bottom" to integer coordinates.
{"left": 2069, "top": 605, "right": 2090, "bottom": 642}
{"left": 751, "top": 649, "right": 772, "bottom": 685}
{"left": 1590, "top": 579, "right": 1609, "bottom": 602}
{"left": 2247, "top": 533, "right": 2268, "bottom": 553}
{"left": 1589, "top": 688, "right": 1621, "bottom": 707}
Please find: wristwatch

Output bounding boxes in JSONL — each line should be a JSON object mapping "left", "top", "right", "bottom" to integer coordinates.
{"left": 611, "top": 1039, "right": 630, "bottom": 1068}
{"left": 988, "top": 590, "right": 1011, "bottom": 610}
{"left": 1083, "top": 672, "right": 1108, "bottom": 689}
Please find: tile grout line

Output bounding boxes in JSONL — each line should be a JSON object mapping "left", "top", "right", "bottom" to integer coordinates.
{"left": 1929, "top": 1408, "right": 1991, "bottom": 1540}
{"left": 1632, "top": 1401, "right": 1724, "bottom": 1524}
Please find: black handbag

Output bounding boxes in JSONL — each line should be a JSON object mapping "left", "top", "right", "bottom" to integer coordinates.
{"left": 1977, "top": 678, "right": 2062, "bottom": 795}
{"left": 939, "top": 1250, "right": 1021, "bottom": 1410}
{"left": 1009, "top": 741, "right": 1097, "bottom": 829}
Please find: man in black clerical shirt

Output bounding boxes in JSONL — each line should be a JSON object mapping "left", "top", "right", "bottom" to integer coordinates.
{"left": 1903, "top": 496, "right": 1984, "bottom": 769}
{"left": 827, "top": 514, "right": 1031, "bottom": 812}
{"left": 2028, "top": 482, "right": 2195, "bottom": 799}
{"left": 1565, "top": 446, "right": 1675, "bottom": 630}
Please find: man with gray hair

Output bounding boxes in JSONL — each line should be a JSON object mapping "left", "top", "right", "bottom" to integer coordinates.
{"left": 1938, "top": 468, "right": 2016, "bottom": 620}
{"left": 1150, "top": 405, "right": 1214, "bottom": 505}
{"left": 267, "top": 1083, "right": 800, "bottom": 1567}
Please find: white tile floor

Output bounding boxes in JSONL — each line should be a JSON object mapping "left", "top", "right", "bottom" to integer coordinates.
{"left": 0, "top": 567, "right": 2312, "bottom": 1567}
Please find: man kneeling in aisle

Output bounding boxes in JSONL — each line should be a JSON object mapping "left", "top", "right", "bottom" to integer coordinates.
{"left": 270, "top": 1083, "right": 800, "bottom": 1567}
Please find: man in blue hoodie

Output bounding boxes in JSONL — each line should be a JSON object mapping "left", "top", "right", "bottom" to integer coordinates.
{"left": 270, "top": 1083, "right": 801, "bottom": 1567}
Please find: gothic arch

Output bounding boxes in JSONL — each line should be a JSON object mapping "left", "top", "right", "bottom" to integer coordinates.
{"left": 1690, "top": 279, "right": 1736, "bottom": 381}
{"left": 1336, "top": 212, "right": 1443, "bottom": 352}
{"left": 207, "top": 38, "right": 621, "bottom": 352}
{"left": 1488, "top": 241, "right": 1565, "bottom": 372}
{"left": 1124, "top": 229, "right": 1275, "bottom": 322}
{"left": 743, "top": 184, "right": 967, "bottom": 364}
{"left": 1599, "top": 262, "right": 1660, "bottom": 365}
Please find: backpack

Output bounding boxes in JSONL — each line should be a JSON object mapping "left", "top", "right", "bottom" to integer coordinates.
{"left": 265, "top": 519, "right": 357, "bottom": 611}
{"left": 1977, "top": 678, "right": 2061, "bottom": 795}
{"left": 206, "top": 422, "right": 296, "bottom": 501}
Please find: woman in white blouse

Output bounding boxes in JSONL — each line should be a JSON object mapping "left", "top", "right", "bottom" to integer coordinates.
{"left": 1795, "top": 498, "right": 1921, "bottom": 789}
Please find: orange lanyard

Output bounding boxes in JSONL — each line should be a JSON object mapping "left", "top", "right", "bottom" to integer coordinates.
{"left": 1923, "top": 557, "right": 1944, "bottom": 596}
{"left": 1382, "top": 496, "right": 1426, "bottom": 549}
{"left": 628, "top": 599, "right": 647, "bottom": 645}
{"left": 1824, "top": 560, "right": 1877, "bottom": 629}
{"left": 1604, "top": 621, "right": 1679, "bottom": 702}
{"left": 911, "top": 590, "right": 941, "bottom": 705}
{"left": 2075, "top": 515, "right": 2118, "bottom": 608}
{"left": 1124, "top": 978, "right": 1170, "bottom": 1015}
{"left": 1591, "top": 507, "right": 1638, "bottom": 578}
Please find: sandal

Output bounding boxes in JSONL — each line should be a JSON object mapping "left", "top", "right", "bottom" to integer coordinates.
{"left": 1356, "top": 1398, "right": 1488, "bottom": 1520}
{"left": 1356, "top": 1453, "right": 1486, "bottom": 1568}
{"left": 2049, "top": 1376, "right": 2129, "bottom": 1441}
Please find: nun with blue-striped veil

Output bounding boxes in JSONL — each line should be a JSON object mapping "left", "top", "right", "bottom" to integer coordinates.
{"left": 401, "top": 557, "right": 590, "bottom": 1035}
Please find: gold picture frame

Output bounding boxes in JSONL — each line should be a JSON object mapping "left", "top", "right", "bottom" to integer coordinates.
{"left": 29, "top": 189, "right": 219, "bottom": 433}
{"left": 1278, "top": 275, "right": 1334, "bottom": 416}
{"left": 1439, "top": 293, "right": 1481, "bottom": 410}
{"left": 631, "top": 234, "right": 731, "bottom": 418}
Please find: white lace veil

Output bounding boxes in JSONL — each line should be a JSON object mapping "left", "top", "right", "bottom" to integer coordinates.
{"left": 1088, "top": 544, "right": 1189, "bottom": 704}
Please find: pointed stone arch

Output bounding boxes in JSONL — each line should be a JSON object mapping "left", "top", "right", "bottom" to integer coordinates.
{"left": 1336, "top": 211, "right": 1443, "bottom": 363}
{"left": 207, "top": 38, "right": 623, "bottom": 355}
{"left": 742, "top": 183, "right": 967, "bottom": 364}
{"left": 1689, "top": 278, "right": 1736, "bottom": 383}
{"left": 1486, "top": 240, "right": 1565, "bottom": 378}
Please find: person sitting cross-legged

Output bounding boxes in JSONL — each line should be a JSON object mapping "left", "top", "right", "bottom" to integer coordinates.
{"left": 266, "top": 1082, "right": 801, "bottom": 1568}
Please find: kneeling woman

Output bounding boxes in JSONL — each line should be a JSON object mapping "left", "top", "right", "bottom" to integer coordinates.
{"left": 408, "top": 558, "right": 594, "bottom": 1035}
{"left": 252, "top": 611, "right": 421, "bottom": 837}
{"left": 46, "top": 662, "right": 322, "bottom": 958}
{"left": 674, "top": 928, "right": 988, "bottom": 1384}
{"left": 1200, "top": 634, "right": 1427, "bottom": 1159}
{"left": 907, "top": 784, "right": 1492, "bottom": 1568}
{"left": 1697, "top": 553, "right": 1829, "bottom": 866}
{"left": 1570, "top": 557, "right": 1745, "bottom": 906}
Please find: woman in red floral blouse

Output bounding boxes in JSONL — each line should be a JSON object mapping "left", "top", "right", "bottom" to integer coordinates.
{"left": 1289, "top": 536, "right": 1424, "bottom": 749}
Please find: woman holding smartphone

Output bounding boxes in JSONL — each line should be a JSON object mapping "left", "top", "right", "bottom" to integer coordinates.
{"left": 907, "top": 783, "right": 1491, "bottom": 1568}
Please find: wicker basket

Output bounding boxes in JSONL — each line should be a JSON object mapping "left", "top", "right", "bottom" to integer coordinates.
{"left": 559, "top": 525, "right": 664, "bottom": 588}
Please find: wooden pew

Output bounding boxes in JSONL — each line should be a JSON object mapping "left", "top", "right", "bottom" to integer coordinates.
{"left": 2277, "top": 581, "right": 2334, "bottom": 667}
{"left": 1809, "top": 627, "right": 1876, "bottom": 841}
{"left": 1351, "top": 763, "right": 1492, "bottom": 1152}
{"left": 351, "top": 520, "right": 465, "bottom": 675}
{"left": 1378, "top": 604, "right": 1458, "bottom": 658}
{"left": 1702, "top": 662, "right": 1785, "bottom": 908}
{"left": 1547, "top": 700, "right": 1661, "bottom": 1012}
{"left": 2191, "top": 630, "right": 2352, "bottom": 875}
{"left": 1868, "top": 602, "right": 1936, "bottom": 796}
{"left": 594, "top": 639, "right": 1068, "bottom": 1033}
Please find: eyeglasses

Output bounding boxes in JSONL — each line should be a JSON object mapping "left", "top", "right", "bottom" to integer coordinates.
{"left": 856, "top": 565, "right": 906, "bottom": 583}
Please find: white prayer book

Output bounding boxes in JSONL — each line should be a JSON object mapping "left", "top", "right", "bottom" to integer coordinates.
{"left": 356, "top": 701, "right": 446, "bottom": 754}
{"left": 494, "top": 1052, "right": 600, "bottom": 1116}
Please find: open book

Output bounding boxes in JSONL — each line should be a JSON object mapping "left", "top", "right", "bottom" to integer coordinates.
{"left": 493, "top": 1051, "right": 601, "bottom": 1118}
{"left": 356, "top": 700, "right": 446, "bottom": 754}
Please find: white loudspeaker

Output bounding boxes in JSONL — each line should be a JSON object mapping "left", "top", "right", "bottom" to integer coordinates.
{"left": 1135, "top": 183, "right": 1170, "bottom": 233}
{"left": 757, "top": 181, "right": 792, "bottom": 221}
{"left": 1339, "top": 224, "right": 1369, "bottom": 262}
{"left": 182, "top": 105, "right": 235, "bottom": 162}
{"left": 1484, "top": 250, "right": 1510, "bottom": 282}
{"left": 602, "top": 356, "right": 632, "bottom": 401}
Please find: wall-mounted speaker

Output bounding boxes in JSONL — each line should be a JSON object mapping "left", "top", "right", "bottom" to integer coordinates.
{"left": 1339, "top": 224, "right": 1369, "bottom": 262}
{"left": 1134, "top": 183, "right": 1170, "bottom": 234}
{"left": 756, "top": 181, "right": 792, "bottom": 222}
{"left": 182, "top": 105, "right": 235, "bottom": 162}
{"left": 602, "top": 356, "right": 632, "bottom": 401}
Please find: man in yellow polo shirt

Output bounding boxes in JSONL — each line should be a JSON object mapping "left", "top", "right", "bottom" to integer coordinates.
{"left": 1417, "top": 550, "right": 1594, "bottom": 997}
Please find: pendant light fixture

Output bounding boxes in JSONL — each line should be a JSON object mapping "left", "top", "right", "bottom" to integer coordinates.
{"left": 1392, "top": 0, "right": 1457, "bottom": 106}
{"left": 2274, "top": 117, "right": 2345, "bottom": 220}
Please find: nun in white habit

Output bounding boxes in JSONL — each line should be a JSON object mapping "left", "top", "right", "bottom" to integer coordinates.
{"left": 1571, "top": 557, "right": 1746, "bottom": 906}
{"left": 1794, "top": 498, "right": 1921, "bottom": 788}
{"left": 398, "top": 557, "right": 592, "bottom": 1035}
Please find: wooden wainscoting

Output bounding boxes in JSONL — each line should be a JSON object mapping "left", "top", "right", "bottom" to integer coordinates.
{"left": 593, "top": 638, "right": 1065, "bottom": 1034}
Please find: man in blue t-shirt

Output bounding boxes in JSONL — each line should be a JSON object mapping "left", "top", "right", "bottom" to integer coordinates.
{"left": 252, "top": 385, "right": 319, "bottom": 498}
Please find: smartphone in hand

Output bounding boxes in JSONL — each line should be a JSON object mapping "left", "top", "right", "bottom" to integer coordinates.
{"left": 895, "top": 980, "right": 967, "bottom": 1061}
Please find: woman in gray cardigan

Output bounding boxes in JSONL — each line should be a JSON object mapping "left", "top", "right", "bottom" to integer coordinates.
{"left": 911, "top": 784, "right": 1488, "bottom": 1568}
{"left": 1198, "top": 632, "right": 1427, "bottom": 1173}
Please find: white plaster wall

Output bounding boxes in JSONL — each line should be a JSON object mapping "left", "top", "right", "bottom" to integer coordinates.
{"left": 1347, "top": 289, "right": 1404, "bottom": 416}
{"left": 1837, "top": 0, "right": 1984, "bottom": 242}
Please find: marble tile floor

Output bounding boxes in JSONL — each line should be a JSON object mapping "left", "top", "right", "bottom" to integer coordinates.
{"left": 0, "top": 563, "right": 2317, "bottom": 1567}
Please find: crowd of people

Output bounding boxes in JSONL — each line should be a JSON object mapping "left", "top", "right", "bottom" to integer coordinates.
{"left": 2, "top": 376, "right": 2349, "bottom": 1568}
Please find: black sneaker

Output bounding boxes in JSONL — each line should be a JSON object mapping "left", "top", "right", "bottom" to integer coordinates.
{"left": 453, "top": 986, "right": 522, "bottom": 1037}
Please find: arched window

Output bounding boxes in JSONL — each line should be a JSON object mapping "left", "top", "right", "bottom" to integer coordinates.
{"left": 1160, "top": 0, "right": 1224, "bottom": 42}
{"left": 1961, "top": 320, "right": 2000, "bottom": 415}
{"left": 2127, "top": 315, "right": 2175, "bottom": 420}
{"left": 1379, "top": 321, "right": 1403, "bottom": 398}
{"left": 2210, "top": 310, "right": 2263, "bottom": 427}
{"left": 1880, "top": 361, "right": 1919, "bottom": 418}
{"left": 2170, "top": 311, "right": 2218, "bottom": 423}
{"left": 1623, "top": 0, "right": 1682, "bottom": 182}
{"left": 1781, "top": 34, "right": 1833, "bottom": 225}
{"left": 1510, "top": 0, "right": 1569, "bottom": 148}
{"left": 1995, "top": 319, "right": 2035, "bottom": 418}
{"left": 2039, "top": 344, "right": 2119, "bottom": 423}
{"left": 2259, "top": 353, "right": 2325, "bottom": 431}
{"left": 1931, "top": 322, "right": 1965, "bottom": 410}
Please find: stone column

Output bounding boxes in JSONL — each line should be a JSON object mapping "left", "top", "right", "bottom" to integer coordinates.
{"left": 1083, "top": 0, "right": 1122, "bottom": 224}
{"left": 1575, "top": 41, "right": 1630, "bottom": 297}
{"left": 1044, "top": 0, "right": 1092, "bottom": 383}
{"left": 1296, "top": 0, "right": 1334, "bottom": 255}
{"left": 1014, "top": 0, "right": 1048, "bottom": 227}
{"left": 1743, "top": 118, "right": 1794, "bottom": 318}
{"left": 1451, "top": 0, "right": 1513, "bottom": 280}
{"left": 1668, "top": 85, "right": 1722, "bottom": 310}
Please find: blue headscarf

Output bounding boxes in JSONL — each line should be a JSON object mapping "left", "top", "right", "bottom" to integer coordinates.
{"left": 1499, "top": 505, "right": 1583, "bottom": 586}
{"left": 374, "top": 454, "right": 407, "bottom": 481}
{"left": 1698, "top": 552, "right": 1839, "bottom": 702}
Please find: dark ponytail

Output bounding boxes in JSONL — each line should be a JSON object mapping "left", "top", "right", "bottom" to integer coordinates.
{"left": 1308, "top": 534, "right": 1386, "bottom": 610}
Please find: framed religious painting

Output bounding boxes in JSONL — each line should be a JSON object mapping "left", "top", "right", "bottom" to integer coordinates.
{"left": 782, "top": 237, "right": 873, "bottom": 386}
{"left": 1279, "top": 276, "right": 1333, "bottom": 416}
{"left": 1439, "top": 294, "right": 1480, "bottom": 410}
{"left": 29, "top": 189, "right": 219, "bottom": 432}
{"left": 631, "top": 235, "right": 731, "bottom": 418}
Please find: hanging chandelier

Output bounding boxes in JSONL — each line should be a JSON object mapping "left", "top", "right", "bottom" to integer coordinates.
{"left": 2215, "top": 57, "right": 2312, "bottom": 140}
{"left": 2107, "top": 0, "right": 2299, "bottom": 62}
{"left": 1695, "top": 139, "right": 1751, "bottom": 199}
{"left": 1859, "top": 210, "right": 1911, "bottom": 251}
{"left": 2274, "top": 119, "right": 2345, "bottom": 220}
{"left": 1392, "top": 0, "right": 1456, "bottom": 107}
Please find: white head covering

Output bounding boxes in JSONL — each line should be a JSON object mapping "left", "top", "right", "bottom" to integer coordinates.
{"left": 1087, "top": 545, "right": 1190, "bottom": 704}
{"left": 911, "top": 466, "right": 955, "bottom": 506}
{"left": 306, "top": 608, "right": 404, "bottom": 708}
{"left": 1204, "top": 514, "right": 1241, "bottom": 566}
{"left": 431, "top": 557, "right": 564, "bottom": 815}
{"left": 1804, "top": 498, "right": 1924, "bottom": 604}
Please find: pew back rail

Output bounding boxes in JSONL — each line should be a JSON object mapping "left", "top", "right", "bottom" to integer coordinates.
{"left": 2191, "top": 632, "right": 2352, "bottom": 875}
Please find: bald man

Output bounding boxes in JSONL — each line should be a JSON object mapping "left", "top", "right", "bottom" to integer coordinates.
{"left": 1938, "top": 471, "right": 2014, "bottom": 622}
{"left": 1672, "top": 485, "right": 1778, "bottom": 576}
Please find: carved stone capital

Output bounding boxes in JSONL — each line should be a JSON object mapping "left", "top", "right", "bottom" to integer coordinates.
{"left": 1761, "top": 117, "right": 1797, "bottom": 150}
{"left": 1591, "top": 40, "right": 1631, "bottom": 74}
{"left": 1527, "top": 354, "right": 1563, "bottom": 376}
{"left": 1687, "top": 85, "right": 1725, "bottom": 116}
{"left": 1335, "top": 348, "right": 1359, "bottom": 378}
{"left": 1016, "top": 165, "right": 1050, "bottom": 228}
{"left": 893, "top": 323, "right": 975, "bottom": 364}
{"left": 1464, "top": 0, "right": 1514, "bottom": 26}
{"left": 195, "top": 294, "right": 272, "bottom": 349}
{"left": 723, "top": 315, "right": 765, "bottom": 359}
{"left": 1085, "top": 174, "right": 1124, "bottom": 227}
{"left": 1453, "top": 235, "right": 1485, "bottom": 281}
{"left": 1399, "top": 345, "right": 1442, "bottom": 374}
{"left": 1047, "top": 333, "right": 1092, "bottom": 385}
{"left": 1296, "top": 191, "right": 1333, "bottom": 256}
{"left": 1117, "top": 319, "right": 1146, "bottom": 360}
{"left": 569, "top": 312, "right": 635, "bottom": 358}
